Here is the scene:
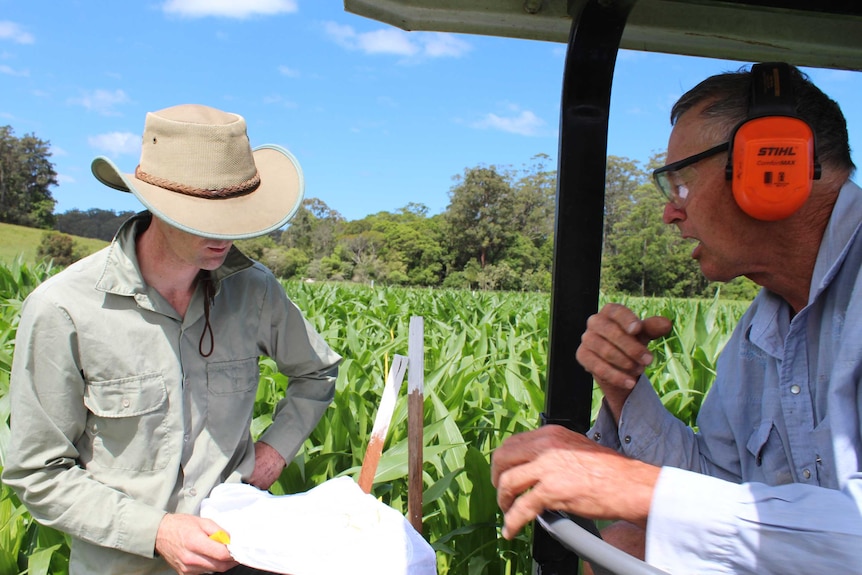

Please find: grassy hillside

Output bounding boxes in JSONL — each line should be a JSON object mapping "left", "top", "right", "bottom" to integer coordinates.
{"left": 0, "top": 222, "right": 108, "bottom": 265}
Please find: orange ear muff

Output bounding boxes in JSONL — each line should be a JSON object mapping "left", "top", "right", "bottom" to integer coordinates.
{"left": 725, "top": 62, "right": 820, "bottom": 221}
{"left": 728, "top": 115, "right": 817, "bottom": 221}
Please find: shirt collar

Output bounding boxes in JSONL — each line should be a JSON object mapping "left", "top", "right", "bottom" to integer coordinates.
{"left": 809, "top": 179, "right": 862, "bottom": 305}
{"left": 95, "top": 211, "right": 254, "bottom": 296}
{"left": 746, "top": 178, "right": 862, "bottom": 354}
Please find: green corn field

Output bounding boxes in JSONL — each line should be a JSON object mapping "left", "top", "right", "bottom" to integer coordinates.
{"left": 0, "top": 259, "right": 749, "bottom": 575}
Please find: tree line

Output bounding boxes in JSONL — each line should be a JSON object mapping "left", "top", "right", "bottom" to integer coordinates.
{"left": 0, "top": 126, "right": 57, "bottom": 229}
{"left": 2, "top": 124, "right": 757, "bottom": 299}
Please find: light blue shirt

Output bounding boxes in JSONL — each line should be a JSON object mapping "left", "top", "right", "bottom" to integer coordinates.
{"left": 591, "top": 180, "right": 862, "bottom": 574}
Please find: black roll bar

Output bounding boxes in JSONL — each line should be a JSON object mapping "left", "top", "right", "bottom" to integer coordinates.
{"left": 535, "top": 0, "right": 637, "bottom": 572}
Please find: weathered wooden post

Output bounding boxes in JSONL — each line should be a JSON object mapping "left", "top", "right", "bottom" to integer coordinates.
{"left": 407, "top": 316, "right": 424, "bottom": 534}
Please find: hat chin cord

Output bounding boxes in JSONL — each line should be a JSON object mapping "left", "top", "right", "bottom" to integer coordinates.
{"left": 198, "top": 273, "right": 215, "bottom": 357}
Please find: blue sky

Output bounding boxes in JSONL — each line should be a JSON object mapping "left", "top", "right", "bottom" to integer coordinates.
{"left": 2, "top": 0, "right": 861, "bottom": 222}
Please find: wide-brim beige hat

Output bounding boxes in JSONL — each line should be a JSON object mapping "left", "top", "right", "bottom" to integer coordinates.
{"left": 91, "top": 104, "right": 304, "bottom": 240}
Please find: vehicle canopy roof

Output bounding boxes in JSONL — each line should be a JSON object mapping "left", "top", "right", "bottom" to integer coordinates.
{"left": 344, "top": 0, "right": 862, "bottom": 71}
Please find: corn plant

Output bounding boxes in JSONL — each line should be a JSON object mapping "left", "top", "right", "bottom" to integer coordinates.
{"left": 262, "top": 284, "right": 748, "bottom": 574}
{"left": 0, "top": 260, "right": 748, "bottom": 575}
{"left": 0, "top": 258, "right": 69, "bottom": 575}
{"left": 255, "top": 284, "right": 548, "bottom": 575}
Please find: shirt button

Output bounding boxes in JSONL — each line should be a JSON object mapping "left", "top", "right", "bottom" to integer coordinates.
{"left": 592, "top": 432, "right": 602, "bottom": 441}
{"left": 624, "top": 435, "right": 632, "bottom": 444}
{"left": 790, "top": 385, "right": 801, "bottom": 395}
{"left": 122, "top": 398, "right": 130, "bottom": 408}
{"left": 802, "top": 469, "right": 811, "bottom": 479}
{"left": 188, "top": 488, "right": 197, "bottom": 497}
{"left": 184, "top": 434, "right": 190, "bottom": 443}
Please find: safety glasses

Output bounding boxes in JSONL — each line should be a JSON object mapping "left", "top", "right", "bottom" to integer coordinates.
{"left": 652, "top": 142, "right": 729, "bottom": 207}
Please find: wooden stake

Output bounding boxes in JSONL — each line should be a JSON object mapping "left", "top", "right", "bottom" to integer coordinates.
{"left": 358, "top": 354, "right": 408, "bottom": 494}
{"left": 407, "top": 316, "right": 424, "bottom": 534}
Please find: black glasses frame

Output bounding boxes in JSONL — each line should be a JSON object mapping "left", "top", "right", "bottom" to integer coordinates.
{"left": 652, "top": 141, "right": 730, "bottom": 205}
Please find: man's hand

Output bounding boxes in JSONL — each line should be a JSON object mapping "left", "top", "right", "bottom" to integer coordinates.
{"left": 247, "top": 441, "right": 286, "bottom": 490}
{"left": 155, "top": 514, "right": 237, "bottom": 575}
{"left": 576, "top": 303, "right": 672, "bottom": 422}
{"left": 491, "top": 425, "right": 660, "bottom": 540}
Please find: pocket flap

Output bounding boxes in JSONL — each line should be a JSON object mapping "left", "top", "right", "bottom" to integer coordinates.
{"left": 84, "top": 373, "right": 167, "bottom": 418}
{"left": 207, "top": 357, "right": 259, "bottom": 395}
{"left": 746, "top": 419, "right": 774, "bottom": 463}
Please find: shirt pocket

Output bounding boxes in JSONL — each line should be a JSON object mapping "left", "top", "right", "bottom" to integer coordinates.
{"left": 206, "top": 357, "right": 260, "bottom": 451}
{"left": 746, "top": 419, "right": 793, "bottom": 485}
{"left": 81, "top": 373, "right": 171, "bottom": 472}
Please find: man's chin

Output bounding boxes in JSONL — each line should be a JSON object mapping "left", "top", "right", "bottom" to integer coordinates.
{"left": 698, "top": 265, "right": 739, "bottom": 284}
{"left": 200, "top": 256, "right": 229, "bottom": 271}
{"left": 695, "top": 257, "right": 736, "bottom": 283}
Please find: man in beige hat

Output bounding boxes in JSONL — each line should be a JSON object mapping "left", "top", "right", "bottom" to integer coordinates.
{"left": 3, "top": 105, "right": 342, "bottom": 574}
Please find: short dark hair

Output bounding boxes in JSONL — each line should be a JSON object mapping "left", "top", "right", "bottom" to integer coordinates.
{"left": 671, "top": 64, "right": 854, "bottom": 172}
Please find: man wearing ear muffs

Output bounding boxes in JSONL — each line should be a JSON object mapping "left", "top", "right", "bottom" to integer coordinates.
{"left": 492, "top": 62, "right": 862, "bottom": 573}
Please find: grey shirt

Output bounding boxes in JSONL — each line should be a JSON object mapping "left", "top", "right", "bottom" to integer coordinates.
{"left": 3, "top": 213, "right": 341, "bottom": 574}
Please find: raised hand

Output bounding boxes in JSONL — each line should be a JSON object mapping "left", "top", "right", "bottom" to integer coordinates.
{"left": 576, "top": 303, "right": 672, "bottom": 422}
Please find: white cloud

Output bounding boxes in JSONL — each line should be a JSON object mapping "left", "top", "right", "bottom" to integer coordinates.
{"left": 472, "top": 109, "right": 546, "bottom": 136}
{"left": 278, "top": 65, "right": 300, "bottom": 78}
{"left": 69, "top": 89, "right": 130, "bottom": 116}
{"left": 0, "top": 21, "right": 34, "bottom": 44}
{"left": 88, "top": 132, "right": 141, "bottom": 156}
{"left": 323, "top": 22, "right": 470, "bottom": 59}
{"left": 421, "top": 33, "right": 471, "bottom": 58}
{"left": 50, "top": 145, "right": 68, "bottom": 157}
{"left": 358, "top": 29, "right": 418, "bottom": 56}
{"left": 162, "top": 0, "right": 298, "bottom": 19}
{"left": 0, "top": 64, "right": 28, "bottom": 76}
{"left": 57, "top": 174, "right": 76, "bottom": 184}
{"left": 323, "top": 22, "right": 357, "bottom": 49}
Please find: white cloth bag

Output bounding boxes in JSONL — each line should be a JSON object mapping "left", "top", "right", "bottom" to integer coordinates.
{"left": 200, "top": 477, "right": 437, "bottom": 575}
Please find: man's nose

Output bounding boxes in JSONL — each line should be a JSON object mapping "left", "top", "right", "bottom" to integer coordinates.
{"left": 662, "top": 202, "right": 684, "bottom": 224}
